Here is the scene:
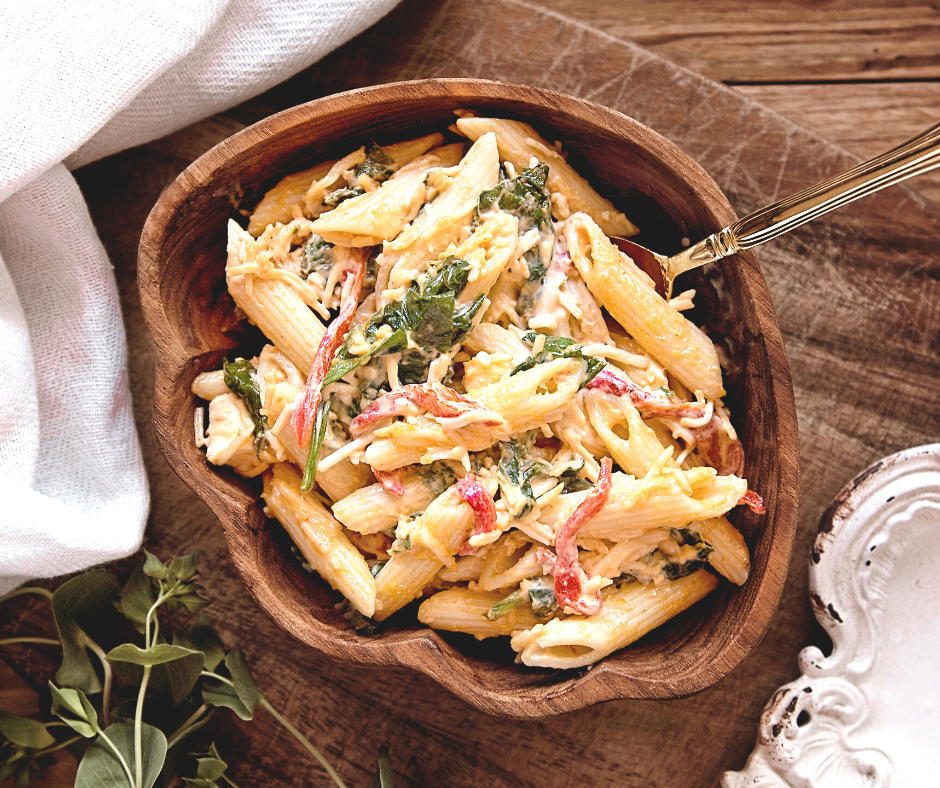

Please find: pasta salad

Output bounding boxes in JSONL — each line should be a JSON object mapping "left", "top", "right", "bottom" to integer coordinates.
{"left": 192, "top": 115, "right": 764, "bottom": 669}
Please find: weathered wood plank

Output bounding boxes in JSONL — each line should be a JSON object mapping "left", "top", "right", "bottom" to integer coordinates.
{"left": 735, "top": 81, "right": 940, "bottom": 203}
{"left": 541, "top": 0, "right": 940, "bottom": 83}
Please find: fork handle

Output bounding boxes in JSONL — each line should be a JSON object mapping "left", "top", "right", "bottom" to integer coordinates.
{"left": 669, "top": 119, "right": 940, "bottom": 276}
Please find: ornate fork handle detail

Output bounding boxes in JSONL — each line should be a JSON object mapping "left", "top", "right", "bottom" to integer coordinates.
{"left": 669, "top": 119, "right": 940, "bottom": 278}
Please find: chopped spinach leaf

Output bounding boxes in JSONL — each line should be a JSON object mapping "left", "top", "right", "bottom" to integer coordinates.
{"left": 322, "top": 328, "right": 408, "bottom": 386}
{"left": 415, "top": 464, "right": 459, "bottom": 496}
{"left": 484, "top": 589, "right": 526, "bottom": 621}
{"left": 424, "top": 255, "right": 472, "bottom": 296}
{"left": 324, "top": 186, "right": 365, "bottom": 207}
{"left": 355, "top": 143, "right": 395, "bottom": 184}
{"left": 497, "top": 434, "right": 547, "bottom": 519}
{"left": 476, "top": 163, "right": 551, "bottom": 232}
{"left": 300, "top": 234, "right": 334, "bottom": 280}
{"left": 300, "top": 394, "right": 333, "bottom": 493}
{"left": 557, "top": 468, "right": 593, "bottom": 493}
{"left": 509, "top": 331, "right": 606, "bottom": 389}
{"left": 661, "top": 530, "right": 714, "bottom": 580}
{"left": 323, "top": 256, "right": 482, "bottom": 386}
{"left": 370, "top": 562, "right": 386, "bottom": 578}
{"left": 222, "top": 359, "right": 268, "bottom": 454}
{"left": 528, "top": 585, "right": 558, "bottom": 618}
{"left": 348, "top": 610, "right": 380, "bottom": 637}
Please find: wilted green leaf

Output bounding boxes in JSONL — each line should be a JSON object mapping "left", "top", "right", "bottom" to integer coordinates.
{"left": 152, "top": 652, "right": 205, "bottom": 707}
{"left": 143, "top": 552, "right": 170, "bottom": 581}
{"left": 52, "top": 570, "right": 119, "bottom": 693}
{"left": 371, "top": 745, "right": 395, "bottom": 788}
{"left": 188, "top": 615, "right": 225, "bottom": 672}
{"left": 169, "top": 554, "right": 198, "bottom": 583}
{"left": 201, "top": 679, "right": 251, "bottom": 721}
{"left": 118, "top": 567, "right": 156, "bottom": 633}
{"left": 183, "top": 742, "right": 227, "bottom": 786}
{"left": 106, "top": 643, "right": 200, "bottom": 668}
{"left": 49, "top": 684, "right": 98, "bottom": 738}
{"left": 177, "top": 590, "right": 210, "bottom": 614}
{"left": 75, "top": 721, "right": 166, "bottom": 788}
{"left": 224, "top": 647, "right": 260, "bottom": 716}
{"left": 0, "top": 711, "right": 55, "bottom": 750}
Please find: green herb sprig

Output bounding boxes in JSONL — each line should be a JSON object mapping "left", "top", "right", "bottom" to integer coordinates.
{"left": 509, "top": 332, "right": 606, "bottom": 389}
{"left": 0, "top": 553, "right": 396, "bottom": 788}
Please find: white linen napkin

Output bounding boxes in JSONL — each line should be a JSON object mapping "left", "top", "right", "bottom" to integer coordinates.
{"left": 0, "top": 0, "right": 399, "bottom": 594}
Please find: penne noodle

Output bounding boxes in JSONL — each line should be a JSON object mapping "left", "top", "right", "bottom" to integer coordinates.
{"left": 510, "top": 570, "right": 719, "bottom": 668}
{"left": 418, "top": 588, "right": 544, "bottom": 639}
{"left": 262, "top": 464, "right": 376, "bottom": 617}
{"left": 565, "top": 213, "right": 724, "bottom": 400}
{"left": 456, "top": 116, "right": 637, "bottom": 237}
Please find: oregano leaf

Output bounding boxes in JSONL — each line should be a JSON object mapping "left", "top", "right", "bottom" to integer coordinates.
{"left": 118, "top": 566, "right": 155, "bottom": 634}
{"left": 224, "top": 646, "right": 260, "bottom": 716}
{"left": 75, "top": 721, "right": 166, "bottom": 788}
{"left": 0, "top": 711, "right": 55, "bottom": 750}
{"left": 106, "top": 643, "right": 201, "bottom": 668}
{"left": 189, "top": 615, "right": 225, "bottom": 672}
{"left": 371, "top": 745, "right": 395, "bottom": 788}
{"left": 169, "top": 554, "right": 198, "bottom": 583}
{"left": 52, "top": 570, "right": 120, "bottom": 693}
{"left": 49, "top": 684, "right": 98, "bottom": 738}
{"left": 143, "top": 551, "right": 170, "bottom": 580}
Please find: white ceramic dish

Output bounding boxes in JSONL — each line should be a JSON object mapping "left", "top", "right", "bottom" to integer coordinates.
{"left": 723, "top": 443, "right": 940, "bottom": 787}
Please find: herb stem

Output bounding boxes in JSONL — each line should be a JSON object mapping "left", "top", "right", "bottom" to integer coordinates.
{"left": 84, "top": 636, "right": 113, "bottom": 727}
{"left": 145, "top": 580, "right": 181, "bottom": 647}
{"left": 165, "top": 703, "right": 210, "bottom": 749}
{"left": 0, "top": 586, "right": 54, "bottom": 604}
{"left": 221, "top": 773, "right": 244, "bottom": 788}
{"left": 134, "top": 665, "right": 152, "bottom": 788}
{"left": 0, "top": 637, "right": 60, "bottom": 647}
{"left": 35, "top": 735, "right": 82, "bottom": 756}
{"left": 259, "top": 696, "right": 347, "bottom": 788}
{"left": 98, "top": 728, "right": 137, "bottom": 788}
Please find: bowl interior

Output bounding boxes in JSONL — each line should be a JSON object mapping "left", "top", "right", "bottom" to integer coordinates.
{"left": 139, "top": 79, "right": 799, "bottom": 717}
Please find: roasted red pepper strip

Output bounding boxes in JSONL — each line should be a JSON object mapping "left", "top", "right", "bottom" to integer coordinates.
{"left": 689, "top": 415, "right": 745, "bottom": 476}
{"left": 586, "top": 369, "right": 706, "bottom": 420}
{"left": 587, "top": 369, "right": 746, "bottom": 476}
{"left": 740, "top": 490, "right": 765, "bottom": 514}
{"left": 553, "top": 456, "right": 613, "bottom": 615}
{"left": 349, "top": 382, "right": 501, "bottom": 437}
{"left": 373, "top": 467, "right": 404, "bottom": 497}
{"left": 455, "top": 473, "right": 497, "bottom": 556}
{"left": 291, "top": 250, "right": 366, "bottom": 449}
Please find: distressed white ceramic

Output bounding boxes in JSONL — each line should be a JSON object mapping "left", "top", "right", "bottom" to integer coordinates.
{"left": 723, "top": 443, "right": 940, "bottom": 788}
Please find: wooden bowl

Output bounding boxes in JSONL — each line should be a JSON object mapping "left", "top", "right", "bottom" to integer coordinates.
{"left": 138, "top": 79, "right": 799, "bottom": 718}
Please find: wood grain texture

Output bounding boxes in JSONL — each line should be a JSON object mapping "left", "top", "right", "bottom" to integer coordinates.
{"left": 3, "top": 0, "right": 939, "bottom": 785}
{"left": 735, "top": 81, "right": 940, "bottom": 203}
{"left": 540, "top": 0, "right": 940, "bottom": 83}
{"left": 138, "top": 80, "right": 799, "bottom": 715}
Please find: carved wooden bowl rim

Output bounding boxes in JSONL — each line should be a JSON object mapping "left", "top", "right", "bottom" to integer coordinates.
{"left": 138, "top": 78, "right": 800, "bottom": 718}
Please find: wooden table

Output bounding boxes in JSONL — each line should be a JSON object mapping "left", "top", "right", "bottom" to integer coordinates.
{"left": 3, "top": 1, "right": 938, "bottom": 785}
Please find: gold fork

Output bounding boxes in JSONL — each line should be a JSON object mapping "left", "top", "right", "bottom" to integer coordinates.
{"left": 612, "top": 119, "right": 940, "bottom": 298}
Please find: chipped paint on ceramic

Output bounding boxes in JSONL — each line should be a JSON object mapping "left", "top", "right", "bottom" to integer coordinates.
{"left": 723, "top": 443, "right": 940, "bottom": 788}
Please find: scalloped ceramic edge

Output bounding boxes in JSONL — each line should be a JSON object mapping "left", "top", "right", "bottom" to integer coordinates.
{"left": 723, "top": 443, "right": 940, "bottom": 787}
{"left": 138, "top": 79, "right": 800, "bottom": 718}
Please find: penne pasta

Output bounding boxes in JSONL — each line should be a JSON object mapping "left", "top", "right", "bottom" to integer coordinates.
{"left": 418, "top": 588, "right": 544, "bottom": 639}
{"left": 194, "top": 116, "right": 763, "bottom": 669}
{"left": 456, "top": 116, "right": 638, "bottom": 237}
{"left": 565, "top": 213, "right": 724, "bottom": 400}
{"left": 262, "top": 464, "right": 377, "bottom": 617}
{"left": 510, "top": 570, "right": 719, "bottom": 668}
